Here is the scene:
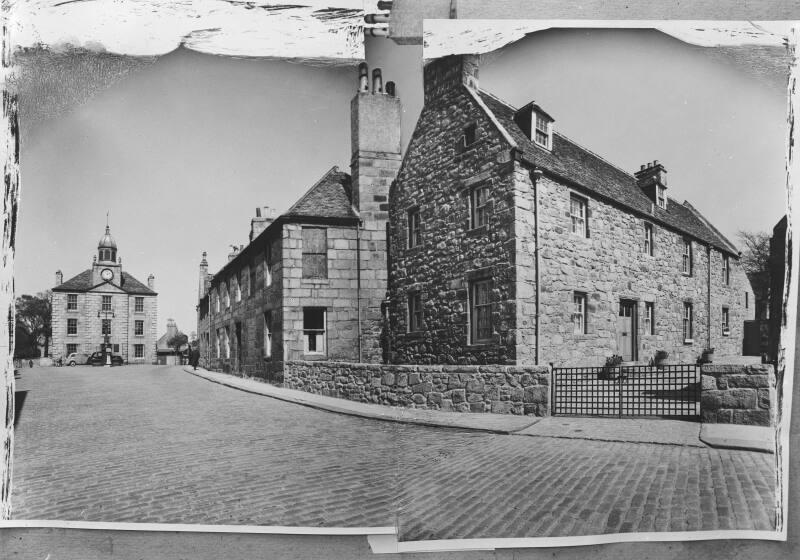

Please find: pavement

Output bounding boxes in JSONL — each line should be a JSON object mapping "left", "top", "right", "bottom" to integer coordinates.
{"left": 11, "top": 365, "right": 778, "bottom": 540}
{"left": 184, "top": 366, "right": 774, "bottom": 452}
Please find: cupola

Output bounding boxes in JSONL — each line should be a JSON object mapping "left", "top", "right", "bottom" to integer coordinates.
{"left": 97, "top": 225, "right": 117, "bottom": 263}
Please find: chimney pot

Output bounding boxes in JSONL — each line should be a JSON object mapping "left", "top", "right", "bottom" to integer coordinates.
{"left": 55, "top": 270, "right": 63, "bottom": 286}
{"left": 358, "top": 62, "right": 369, "bottom": 92}
{"left": 385, "top": 81, "right": 396, "bottom": 96}
{"left": 653, "top": 159, "right": 659, "bottom": 166}
{"left": 255, "top": 207, "right": 261, "bottom": 217}
{"left": 640, "top": 164, "right": 646, "bottom": 171}
{"left": 147, "top": 274, "right": 155, "bottom": 289}
{"left": 377, "top": 0, "right": 393, "bottom": 9}
{"left": 372, "top": 68, "right": 383, "bottom": 94}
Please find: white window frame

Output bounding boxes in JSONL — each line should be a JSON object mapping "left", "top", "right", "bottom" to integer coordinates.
{"left": 134, "top": 320, "right": 144, "bottom": 337}
{"left": 215, "top": 331, "right": 221, "bottom": 358}
{"left": 303, "top": 308, "right": 327, "bottom": 355}
{"left": 656, "top": 185, "right": 667, "bottom": 209}
{"left": 101, "top": 295, "right": 112, "bottom": 312}
{"left": 66, "top": 343, "right": 78, "bottom": 355}
{"left": 67, "top": 294, "right": 77, "bottom": 311}
{"left": 134, "top": 344, "right": 144, "bottom": 358}
{"left": 134, "top": 296, "right": 144, "bottom": 313}
{"left": 683, "top": 302, "right": 693, "bottom": 343}
{"left": 533, "top": 111, "right": 552, "bottom": 149}
{"left": 682, "top": 240, "right": 692, "bottom": 275}
{"left": 407, "top": 292, "right": 423, "bottom": 333}
{"left": 722, "top": 255, "right": 730, "bottom": 285}
{"left": 223, "top": 327, "right": 230, "bottom": 359}
{"left": 572, "top": 292, "right": 587, "bottom": 335}
{"left": 469, "top": 279, "right": 493, "bottom": 344}
{"left": 644, "top": 223, "right": 653, "bottom": 256}
{"left": 722, "top": 307, "right": 730, "bottom": 336}
{"left": 407, "top": 208, "right": 421, "bottom": 248}
{"left": 645, "top": 302, "right": 654, "bottom": 335}
{"left": 67, "top": 318, "right": 78, "bottom": 335}
{"left": 263, "top": 312, "right": 272, "bottom": 358}
{"left": 470, "top": 186, "right": 490, "bottom": 229}
{"left": 101, "top": 319, "right": 111, "bottom": 336}
{"left": 570, "top": 194, "right": 587, "bottom": 238}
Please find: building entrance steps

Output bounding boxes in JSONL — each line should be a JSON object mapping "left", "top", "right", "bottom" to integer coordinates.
{"left": 183, "top": 367, "right": 775, "bottom": 452}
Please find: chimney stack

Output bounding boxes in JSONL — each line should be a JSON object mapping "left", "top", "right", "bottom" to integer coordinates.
{"left": 372, "top": 68, "right": 383, "bottom": 94}
{"left": 199, "top": 252, "right": 209, "bottom": 298}
{"left": 55, "top": 270, "right": 63, "bottom": 286}
{"left": 147, "top": 274, "right": 155, "bottom": 290}
{"left": 634, "top": 160, "right": 668, "bottom": 209}
{"left": 250, "top": 206, "right": 276, "bottom": 242}
{"left": 358, "top": 62, "right": 369, "bottom": 92}
{"left": 423, "top": 55, "right": 480, "bottom": 104}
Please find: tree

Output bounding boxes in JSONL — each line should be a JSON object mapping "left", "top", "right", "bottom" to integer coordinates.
{"left": 738, "top": 230, "right": 771, "bottom": 319}
{"left": 15, "top": 291, "right": 52, "bottom": 358}
{"left": 167, "top": 332, "right": 189, "bottom": 355}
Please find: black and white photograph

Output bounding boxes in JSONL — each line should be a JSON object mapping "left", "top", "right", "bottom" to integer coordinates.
{"left": 0, "top": 3, "right": 798, "bottom": 558}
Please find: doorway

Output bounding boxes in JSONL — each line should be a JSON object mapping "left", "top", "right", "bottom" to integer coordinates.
{"left": 617, "top": 300, "right": 638, "bottom": 361}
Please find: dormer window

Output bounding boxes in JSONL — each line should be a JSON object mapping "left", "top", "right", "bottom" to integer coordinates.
{"left": 534, "top": 111, "right": 552, "bottom": 149}
{"left": 657, "top": 185, "right": 667, "bottom": 209}
{"left": 513, "top": 102, "right": 554, "bottom": 151}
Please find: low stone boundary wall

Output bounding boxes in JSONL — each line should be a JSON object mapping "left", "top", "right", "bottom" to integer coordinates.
{"left": 284, "top": 361, "right": 550, "bottom": 416}
{"left": 700, "top": 364, "right": 775, "bottom": 426}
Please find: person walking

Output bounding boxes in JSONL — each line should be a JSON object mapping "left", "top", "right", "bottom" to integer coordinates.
{"left": 28, "top": 359, "right": 33, "bottom": 369}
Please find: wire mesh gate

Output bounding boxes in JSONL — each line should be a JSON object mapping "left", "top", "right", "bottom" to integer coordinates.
{"left": 552, "top": 364, "right": 700, "bottom": 418}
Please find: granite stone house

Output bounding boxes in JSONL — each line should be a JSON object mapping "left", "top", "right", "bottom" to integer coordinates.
{"left": 386, "top": 55, "right": 754, "bottom": 367}
{"left": 196, "top": 64, "right": 401, "bottom": 377}
{"left": 51, "top": 224, "right": 158, "bottom": 364}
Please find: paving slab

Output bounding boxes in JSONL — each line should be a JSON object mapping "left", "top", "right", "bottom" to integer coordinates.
{"left": 700, "top": 423, "right": 776, "bottom": 453}
{"left": 184, "top": 366, "right": 539, "bottom": 434}
{"left": 514, "top": 416, "right": 706, "bottom": 447}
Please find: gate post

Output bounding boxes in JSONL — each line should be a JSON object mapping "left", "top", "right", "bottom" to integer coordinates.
{"left": 549, "top": 362, "right": 555, "bottom": 416}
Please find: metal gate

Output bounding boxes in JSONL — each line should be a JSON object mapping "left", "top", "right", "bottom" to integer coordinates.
{"left": 552, "top": 364, "right": 700, "bottom": 418}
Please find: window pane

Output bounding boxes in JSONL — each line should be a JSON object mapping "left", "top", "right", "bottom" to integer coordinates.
{"left": 302, "top": 228, "right": 327, "bottom": 253}
{"left": 303, "top": 308, "right": 325, "bottom": 331}
{"left": 302, "top": 254, "right": 328, "bottom": 279}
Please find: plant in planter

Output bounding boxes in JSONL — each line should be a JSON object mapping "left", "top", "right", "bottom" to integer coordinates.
{"left": 600, "top": 354, "right": 623, "bottom": 380}
{"left": 654, "top": 350, "right": 669, "bottom": 367}
{"left": 699, "top": 347, "right": 715, "bottom": 364}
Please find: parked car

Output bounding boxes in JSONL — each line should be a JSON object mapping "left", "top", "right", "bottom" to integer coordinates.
{"left": 65, "top": 352, "right": 89, "bottom": 366}
{"left": 88, "top": 351, "right": 124, "bottom": 366}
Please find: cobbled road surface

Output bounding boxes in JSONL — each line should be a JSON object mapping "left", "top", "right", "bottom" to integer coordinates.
{"left": 12, "top": 366, "right": 777, "bottom": 541}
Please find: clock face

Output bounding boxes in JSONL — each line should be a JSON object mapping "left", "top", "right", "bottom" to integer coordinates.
{"left": 101, "top": 268, "right": 114, "bottom": 281}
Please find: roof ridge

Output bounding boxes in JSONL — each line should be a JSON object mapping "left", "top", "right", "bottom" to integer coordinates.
{"left": 681, "top": 200, "right": 739, "bottom": 254}
{"left": 284, "top": 165, "right": 344, "bottom": 216}
{"left": 553, "top": 131, "right": 637, "bottom": 181}
{"left": 467, "top": 87, "right": 518, "bottom": 149}
{"left": 476, "top": 87, "right": 519, "bottom": 112}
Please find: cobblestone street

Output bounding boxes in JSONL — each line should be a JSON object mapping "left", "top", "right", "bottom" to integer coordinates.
{"left": 12, "top": 366, "right": 777, "bottom": 541}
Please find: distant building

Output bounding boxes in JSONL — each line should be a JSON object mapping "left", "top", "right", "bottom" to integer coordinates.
{"left": 51, "top": 224, "right": 158, "bottom": 363}
{"left": 386, "top": 55, "right": 754, "bottom": 367}
{"left": 196, "top": 64, "right": 401, "bottom": 378}
{"left": 156, "top": 318, "right": 188, "bottom": 365}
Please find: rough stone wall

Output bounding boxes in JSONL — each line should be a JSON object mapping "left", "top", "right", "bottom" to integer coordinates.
{"left": 701, "top": 364, "right": 775, "bottom": 426}
{"left": 387, "top": 58, "right": 519, "bottom": 364}
{"left": 533, "top": 175, "right": 747, "bottom": 366}
{"left": 205, "top": 232, "right": 283, "bottom": 375}
{"left": 281, "top": 223, "right": 360, "bottom": 362}
{"left": 51, "top": 289, "right": 156, "bottom": 363}
{"left": 284, "top": 360, "right": 550, "bottom": 415}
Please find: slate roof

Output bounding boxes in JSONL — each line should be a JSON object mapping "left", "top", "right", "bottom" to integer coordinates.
{"left": 53, "top": 269, "right": 157, "bottom": 295}
{"left": 476, "top": 90, "right": 739, "bottom": 255}
{"left": 283, "top": 166, "right": 357, "bottom": 220}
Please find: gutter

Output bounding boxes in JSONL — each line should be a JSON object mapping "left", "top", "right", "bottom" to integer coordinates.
{"left": 532, "top": 168, "right": 543, "bottom": 365}
{"left": 707, "top": 246, "right": 712, "bottom": 350}
{"left": 357, "top": 219, "right": 363, "bottom": 363}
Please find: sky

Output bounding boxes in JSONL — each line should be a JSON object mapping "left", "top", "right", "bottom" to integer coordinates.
{"left": 15, "top": 29, "right": 787, "bottom": 338}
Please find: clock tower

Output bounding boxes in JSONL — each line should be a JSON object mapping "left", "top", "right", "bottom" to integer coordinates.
{"left": 92, "top": 224, "right": 122, "bottom": 286}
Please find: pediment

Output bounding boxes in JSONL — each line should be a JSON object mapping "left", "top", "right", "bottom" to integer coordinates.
{"left": 87, "top": 282, "right": 127, "bottom": 294}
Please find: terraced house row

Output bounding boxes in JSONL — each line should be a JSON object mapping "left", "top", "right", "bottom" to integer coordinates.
{"left": 197, "top": 56, "right": 754, "bottom": 373}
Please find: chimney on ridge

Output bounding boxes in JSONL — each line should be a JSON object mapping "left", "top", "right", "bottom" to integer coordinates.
{"left": 634, "top": 160, "right": 668, "bottom": 210}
